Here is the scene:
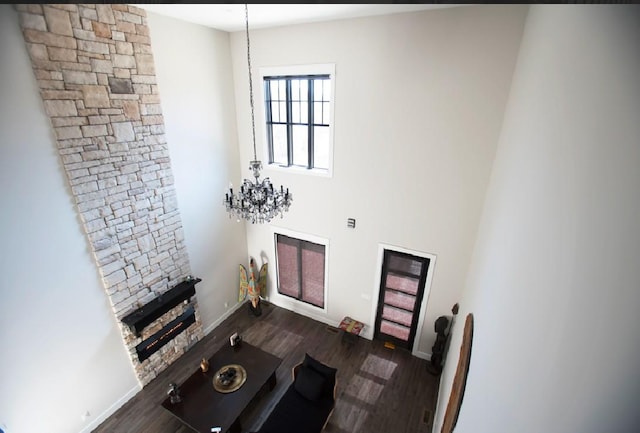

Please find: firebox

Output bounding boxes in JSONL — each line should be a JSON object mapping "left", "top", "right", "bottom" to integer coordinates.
{"left": 135, "top": 306, "right": 196, "bottom": 362}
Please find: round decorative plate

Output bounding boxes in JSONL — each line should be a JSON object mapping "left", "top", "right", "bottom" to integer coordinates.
{"left": 213, "top": 364, "right": 247, "bottom": 393}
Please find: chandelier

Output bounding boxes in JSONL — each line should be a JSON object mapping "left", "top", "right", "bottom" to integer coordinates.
{"left": 223, "top": 4, "right": 292, "bottom": 224}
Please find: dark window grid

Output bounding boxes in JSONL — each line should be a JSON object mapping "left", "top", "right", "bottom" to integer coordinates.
{"left": 267, "top": 121, "right": 327, "bottom": 127}
{"left": 266, "top": 106, "right": 329, "bottom": 126}
{"left": 268, "top": 100, "right": 287, "bottom": 124}
{"left": 290, "top": 100, "right": 312, "bottom": 124}
{"left": 272, "top": 79, "right": 286, "bottom": 101}
{"left": 264, "top": 75, "right": 330, "bottom": 169}
{"left": 266, "top": 74, "right": 329, "bottom": 81}
{"left": 307, "top": 79, "right": 314, "bottom": 167}
{"left": 264, "top": 80, "right": 326, "bottom": 103}
{"left": 264, "top": 81, "right": 274, "bottom": 163}
{"left": 285, "top": 80, "right": 294, "bottom": 167}
{"left": 311, "top": 102, "right": 331, "bottom": 126}
{"left": 267, "top": 100, "right": 308, "bottom": 125}
{"left": 291, "top": 79, "right": 305, "bottom": 104}
{"left": 312, "top": 80, "right": 330, "bottom": 103}
{"left": 265, "top": 79, "right": 327, "bottom": 106}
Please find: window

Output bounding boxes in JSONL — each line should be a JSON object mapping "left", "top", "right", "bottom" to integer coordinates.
{"left": 275, "top": 232, "right": 327, "bottom": 309}
{"left": 261, "top": 64, "right": 334, "bottom": 175}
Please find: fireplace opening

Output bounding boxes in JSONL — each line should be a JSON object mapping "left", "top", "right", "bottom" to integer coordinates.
{"left": 135, "top": 306, "right": 196, "bottom": 363}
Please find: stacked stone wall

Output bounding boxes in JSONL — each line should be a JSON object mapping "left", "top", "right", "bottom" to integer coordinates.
{"left": 15, "top": 3, "right": 203, "bottom": 386}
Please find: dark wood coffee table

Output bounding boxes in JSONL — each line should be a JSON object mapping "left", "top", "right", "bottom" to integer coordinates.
{"left": 161, "top": 342, "right": 282, "bottom": 433}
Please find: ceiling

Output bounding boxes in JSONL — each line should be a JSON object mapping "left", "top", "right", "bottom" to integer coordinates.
{"left": 132, "top": 4, "right": 464, "bottom": 33}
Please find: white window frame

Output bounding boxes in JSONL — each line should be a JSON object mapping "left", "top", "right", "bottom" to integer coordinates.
{"left": 271, "top": 226, "right": 329, "bottom": 314}
{"left": 258, "top": 63, "right": 336, "bottom": 178}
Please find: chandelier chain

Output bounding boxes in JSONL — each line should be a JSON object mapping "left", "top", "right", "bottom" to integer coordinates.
{"left": 223, "top": 4, "right": 292, "bottom": 224}
{"left": 245, "top": 4, "right": 257, "bottom": 161}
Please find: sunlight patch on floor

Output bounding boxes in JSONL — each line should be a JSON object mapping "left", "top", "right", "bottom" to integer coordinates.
{"left": 243, "top": 322, "right": 304, "bottom": 358}
{"left": 360, "top": 353, "right": 397, "bottom": 380}
{"left": 331, "top": 399, "right": 369, "bottom": 432}
{"left": 344, "top": 374, "right": 385, "bottom": 405}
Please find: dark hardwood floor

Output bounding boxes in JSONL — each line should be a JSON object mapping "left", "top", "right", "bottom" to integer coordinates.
{"left": 93, "top": 302, "right": 440, "bottom": 433}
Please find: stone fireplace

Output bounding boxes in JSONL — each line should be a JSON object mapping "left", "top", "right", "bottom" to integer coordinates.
{"left": 15, "top": 3, "right": 204, "bottom": 386}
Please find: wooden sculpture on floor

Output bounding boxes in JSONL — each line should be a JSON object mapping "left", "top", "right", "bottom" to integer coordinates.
{"left": 239, "top": 258, "right": 267, "bottom": 316}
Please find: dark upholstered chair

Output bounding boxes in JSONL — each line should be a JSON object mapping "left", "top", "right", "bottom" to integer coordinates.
{"left": 252, "top": 353, "right": 337, "bottom": 433}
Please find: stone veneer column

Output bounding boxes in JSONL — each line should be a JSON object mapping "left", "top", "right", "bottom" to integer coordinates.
{"left": 15, "top": 3, "right": 204, "bottom": 386}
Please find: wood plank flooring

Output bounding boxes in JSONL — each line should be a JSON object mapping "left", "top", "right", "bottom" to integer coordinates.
{"left": 92, "top": 302, "right": 441, "bottom": 433}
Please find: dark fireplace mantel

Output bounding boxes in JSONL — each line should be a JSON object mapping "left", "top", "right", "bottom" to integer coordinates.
{"left": 122, "top": 278, "right": 201, "bottom": 336}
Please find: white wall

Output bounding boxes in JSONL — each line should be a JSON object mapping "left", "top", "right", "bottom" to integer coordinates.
{"left": 146, "top": 12, "right": 248, "bottom": 333}
{"left": 231, "top": 5, "right": 528, "bottom": 354}
{"left": 0, "top": 5, "right": 139, "bottom": 433}
{"left": 0, "top": 7, "right": 244, "bottom": 433}
{"left": 434, "top": 5, "right": 640, "bottom": 433}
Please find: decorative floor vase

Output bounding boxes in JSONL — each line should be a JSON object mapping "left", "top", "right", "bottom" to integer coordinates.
{"left": 249, "top": 301, "right": 262, "bottom": 317}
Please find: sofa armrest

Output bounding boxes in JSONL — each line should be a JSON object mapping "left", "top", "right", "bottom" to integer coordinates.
{"left": 292, "top": 362, "right": 302, "bottom": 381}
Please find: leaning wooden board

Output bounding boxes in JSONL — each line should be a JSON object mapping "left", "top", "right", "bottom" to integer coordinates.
{"left": 441, "top": 313, "right": 474, "bottom": 433}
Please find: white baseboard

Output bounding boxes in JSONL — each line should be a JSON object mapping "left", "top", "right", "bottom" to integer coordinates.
{"left": 266, "top": 296, "right": 338, "bottom": 328}
{"left": 78, "top": 384, "right": 141, "bottom": 433}
{"left": 203, "top": 301, "right": 245, "bottom": 335}
{"left": 412, "top": 350, "right": 432, "bottom": 361}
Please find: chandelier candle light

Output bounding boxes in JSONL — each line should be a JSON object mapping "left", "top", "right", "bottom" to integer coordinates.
{"left": 224, "top": 4, "right": 292, "bottom": 224}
